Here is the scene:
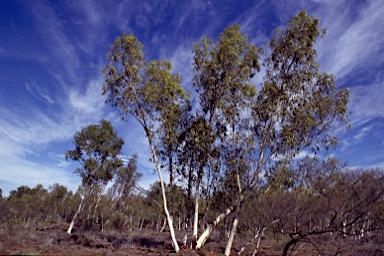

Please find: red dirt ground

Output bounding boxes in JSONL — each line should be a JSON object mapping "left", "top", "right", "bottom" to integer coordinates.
{"left": 0, "top": 224, "right": 382, "bottom": 255}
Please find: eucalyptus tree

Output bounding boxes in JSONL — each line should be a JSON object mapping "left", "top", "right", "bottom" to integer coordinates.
{"left": 246, "top": 10, "right": 348, "bottom": 254}
{"left": 104, "top": 154, "right": 142, "bottom": 229}
{"left": 65, "top": 119, "right": 124, "bottom": 233}
{"left": 102, "top": 33, "right": 187, "bottom": 252}
{"left": 192, "top": 24, "right": 260, "bottom": 251}
{"left": 176, "top": 114, "right": 215, "bottom": 243}
{"left": 251, "top": 10, "right": 349, "bottom": 187}
{"left": 193, "top": 11, "right": 349, "bottom": 254}
{"left": 107, "top": 154, "right": 141, "bottom": 205}
{"left": 46, "top": 183, "right": 72, "bottom": 223}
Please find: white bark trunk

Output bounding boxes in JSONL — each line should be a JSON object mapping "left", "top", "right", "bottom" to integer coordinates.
{"left": 67, "top": 197, "right": 84, "bottom": 234}
{"left": 148, "top": 139, "right": 180, "bottom": 252}
{"left": 193, "top": 195, "right": 199, "bottom": 240}
{"left": 67, "top": 219, "right": 75, "bottom": 234}
{"left": 225, "top": 218, "right": 239, "bottom": 256}
{"left": 224, "top": 170, "right": 242, "bottom": 255}
{"left": 196, "top": 205, "right": 234, "bottom": 249}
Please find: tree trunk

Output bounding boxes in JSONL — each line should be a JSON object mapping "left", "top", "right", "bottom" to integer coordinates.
{"left": 196, "top": 205, "right": 235, "bottom": 249}
{"left": 148, "top": 136, "right": 180, "bottom": 252}
{"left": 193, "top": 194, "right": 199, "bottom": 241}
{"left": 67, "top": 197, "right": 85, "bottom": 234}
{"left": 100, "top": 212, "right": 104, "bottom": 232}
{"left": 183, "top": 224, "right": 188, "bottom": 246}
{"left": 225, "top": 218, "right": 239, "bottom": 256}
{"left": 160, "top": 217, "right": 167, "bottom": 232}
{"left": 238, "top": 227, "right": 264, "bottom": 255}
{"left": 224, "top": 169, "right": 242, "bottom": 255}
{"left": 282, "top": 239, "right": 299, "bottom": 256}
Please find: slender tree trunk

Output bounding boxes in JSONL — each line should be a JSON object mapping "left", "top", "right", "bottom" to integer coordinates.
{"left": 182, "top": 217, "right": 188, "bottom": 246}
{"left": 67, "top": 197, "right": 85, "bottom": 234}
{"left": 224, "top": 168, "right": 243, "bottom": 255}
{"left": 238, "top": 227, "right": 264, "bottom": 255}
{"left": 252, "top": 234, "right": 262, "bottom": 256}
{"left": 196, "top": 205, "right": 235, "bottom": 248}
{"left": 193, "top": 191, "right": 199, "bottom": 241}
{"left": 147, "top": 136, "right": 180, "bottom": 252}
{"left": 160, "top": 217, "right": 167, "bottom": 232}
{"left": 178, "top": 216, "right": 181, "bottom": 230}
{"left": 100, "top": 212, "right": 104, "bottom": 232}
{"left": 225, "top": 217, "right": 239, "bottom": 256}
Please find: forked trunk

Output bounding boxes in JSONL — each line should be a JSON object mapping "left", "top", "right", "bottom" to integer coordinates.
{"left": 196, "top": 205, "right": 235, "bottom": 249}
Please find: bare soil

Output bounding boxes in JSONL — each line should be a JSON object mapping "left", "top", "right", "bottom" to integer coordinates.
{"left": 0, "top": 224, "right": 382, "bottom": 255}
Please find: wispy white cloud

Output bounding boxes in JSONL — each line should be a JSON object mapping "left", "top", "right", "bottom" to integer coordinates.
{"left": 0, "top": 76, "right": 108, "bottom": 195}
{"left": 68, "top": 79, "right": 105, "bottom": 118}
{"left": 314, "top": 0, "right": 384, "bottom": 81}
{"left": 347, "top": 83, "right": 384, "bottom": 127}
{"left": 169, "top": 45, "right": 194, "bottom": 89}
{"left": 25, "top": 1, "right": 80, "bottom": 83}
{"left": 340, "top": 123, "right": 374, "bottom": 152}
{"left": 25, "top": 82, "right": 55, "bottom": 104}
{"left": 353, "top": 125, "right": 373, "bottom": 142}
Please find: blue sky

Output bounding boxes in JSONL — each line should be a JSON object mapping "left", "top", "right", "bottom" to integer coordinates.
{"left": 1, "top": 0, "right": 383, "bottom": 196}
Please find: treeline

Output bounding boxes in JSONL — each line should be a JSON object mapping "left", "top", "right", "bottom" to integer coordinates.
{"left": 0, "top": 162, "right": 383, "bottom": 254}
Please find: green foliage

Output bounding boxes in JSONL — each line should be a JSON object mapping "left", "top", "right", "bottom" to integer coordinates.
{"left": 193, "top": 24, "right": 259, "bottom": 119}
{"left": 102, "top": 33, "right": 187, "bottom": 251}
{"left": 188, "top": 25, "right": 262, "bottom": 217}
{"left": 65, "top": 119, "right": 127, "bottom": 231}
{"left": 4, "top": 184, "right": 76, "bottom": 225}
{"left": 102, "top": 33, "right": 187, "bottom": 134}
{"left": 102, "top": 32, "right": 189, "bottom": 219}
{"left": 254, "top": 11, "right": 349, "bottom": 165}
{"left": 66, "top": 119, "right": 124, "bottom": 188}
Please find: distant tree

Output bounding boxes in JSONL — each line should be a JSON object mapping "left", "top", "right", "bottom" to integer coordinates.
{"left": 46, "top": 183, "right": 72, "bottom": 224}
{"left": 7, "top": 184, "right": 48, "bottom": 225}
{"left": 108, "top": 154, "right": 141, "bottom": 204}
{"left": 103, "top": 154, "right": 142, "bottom": 230}
{"left": 102, "top": 33, "right": 187, "bottom": 252}
{"left": 65, "top": 119, "right": 124, "bottom": 233}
